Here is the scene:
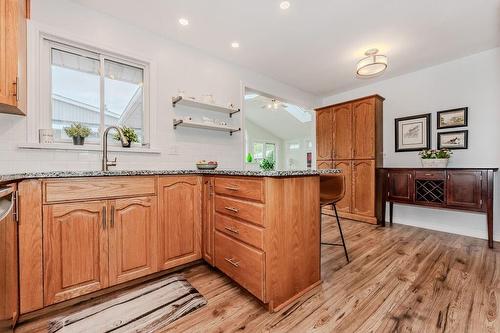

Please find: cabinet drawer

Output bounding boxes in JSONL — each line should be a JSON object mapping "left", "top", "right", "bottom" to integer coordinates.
{"left": 214, "top": 231, "right": 265, "bottom": 301}
{"left": 215, "top": 177, "right": 264, "bottom": 202}
{"left": 415, "top": 171, "right": 445, "bottom": 180}
{"left": 215, "top": 213, "right": 264, "bottom": 250}
{"left": 215, "top": 196, "right": 264, "bottom": 226}
{"left": 44, "top": 177, "right": 156, "bottom": 203}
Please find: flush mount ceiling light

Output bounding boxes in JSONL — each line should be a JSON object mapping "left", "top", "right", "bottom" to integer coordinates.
{"left": 178, "top": 18, "right": 189, "bottom": 26}
{"left": 280, "top": 1, "right": 291, "bottom": 10}
{"left": 231, "top": 41, "right": 240, "bottom": 48}
{"left": 356, "top": 48, "right": 388, "bottom": 77}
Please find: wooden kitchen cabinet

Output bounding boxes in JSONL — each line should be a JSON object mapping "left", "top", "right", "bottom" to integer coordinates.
{"left": 316, "top": 95, "right": 383, "bottom": 224}
{"left": 108, "top": 196, "right": 158, "bottom": 286}
{"left": 352, "top": 160, "right": 375, "bottom": 218}
{"left": 158, "top": 176, "right": 202, "bottom": 270}
{"left": 0, "top": 0, "right": 28, "bottom": 115}
{"left": 333, "top": 160, "right": 352, "bottom": 213}
{"left": 352, "top": 99, "right": 376, "bottom": 160}
{"left": 317, "top": 160, "right": 332, "bottom": 170}
{"left": 332, "top": 104, "right": 353, "bottom": 160}
{"left": 43, "top": 201, "right": 109, "bottom": 305}
{"left": 316, "top": 107, "right": 333, "bottom": 160}
{"left": 202, "top": 177, "right": 215, "bottom": 265}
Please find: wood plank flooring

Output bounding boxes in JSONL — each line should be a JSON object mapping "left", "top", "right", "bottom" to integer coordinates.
{"left": 16, "top": 216, "right": 500, "bottom": 333}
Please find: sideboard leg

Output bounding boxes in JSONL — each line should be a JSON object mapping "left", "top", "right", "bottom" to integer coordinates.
{"left": 389, "top": 202, "right": 394, "bottom": 226}
{"left": 487, "top": 170, "right": 494, "bottom": 248}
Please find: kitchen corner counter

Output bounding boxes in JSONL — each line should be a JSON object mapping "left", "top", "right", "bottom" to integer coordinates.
{"left": 0, "top": 168, "right": 341, "bottom": 183}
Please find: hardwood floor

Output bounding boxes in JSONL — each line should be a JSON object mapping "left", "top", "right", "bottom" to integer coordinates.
{"left": 16, "top": 216, "right": 500, "bottom": 333}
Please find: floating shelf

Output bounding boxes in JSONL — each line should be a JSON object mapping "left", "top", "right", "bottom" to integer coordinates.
{"left": 172, "top": 96, "right": 240, "bottom": 117}
{"left": 173, "top": 119, "right": 241, "bottom": 136}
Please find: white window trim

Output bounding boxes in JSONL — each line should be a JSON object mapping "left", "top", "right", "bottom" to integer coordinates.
{"left": 251, "top": 140, "right": 279, "bottom": 168}
{"left": 25, "top": 21, "right": 158, "bottom": 151}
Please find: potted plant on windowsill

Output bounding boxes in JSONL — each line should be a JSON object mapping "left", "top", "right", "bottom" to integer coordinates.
{"left": 419, "top": 148, "right": 452, "bottom": 168}
{"left": 113, "top": 126, "right": 139, "bottom": 148}
{"left": 64, "top": 123, "right": 92, "bottom": 145}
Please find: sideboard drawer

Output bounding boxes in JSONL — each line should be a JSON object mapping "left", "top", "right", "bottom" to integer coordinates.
{"left": 415, "top": 170, "right": 446, "bottom": 180}
{"left": 215, "top": 213, "right": 264, "bottom": 250}
{"left": 43, "top": 177, "right": 157, "bottom": 203}
{"left": 214, "top": 231, "right": 265, "bottom": 301}
{"left": 215, "top": 195, "right": 264, "bottom": 226}
{"left": 215, "top": 177, "right": 264, "bottom": 202}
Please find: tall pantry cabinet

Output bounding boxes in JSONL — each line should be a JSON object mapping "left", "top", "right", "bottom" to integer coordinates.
{"left": 315, "top": 95, "right": 384, "bottom": 224}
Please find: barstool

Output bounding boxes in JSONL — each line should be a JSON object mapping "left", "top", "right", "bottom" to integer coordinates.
{"left": 320, "top": 174, "right": 349, "bottom": 263}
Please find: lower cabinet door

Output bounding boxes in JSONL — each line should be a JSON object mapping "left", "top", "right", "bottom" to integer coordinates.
{"left": 352, "top": 160, "right": 375, "bottom": 217}
{"left": 446, "top": 170, "right": 483, "bottom": 210}
{"left": 333, "top": 160, "right": 352, "bottom": 213}
{"left": 108, "top": 196, "right": 158, "bottom": 285}
{"left": 316, "top": 160, "right": 333, "bottom": 170}
{"left": 43, "top": 201, "right": 108, "bottom": 305}
{"left": 387, "top": 170, "right": 414, "bottom": 203}
{"left": 158, "top": 176, "right": 202, "bottom": 270}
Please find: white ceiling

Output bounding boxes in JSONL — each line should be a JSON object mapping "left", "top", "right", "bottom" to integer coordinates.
{"left": 71, "top": 0, "right": 500, "bottom": 95}
{"left": 245, "top": 93, "right": 313, "bottom": 140}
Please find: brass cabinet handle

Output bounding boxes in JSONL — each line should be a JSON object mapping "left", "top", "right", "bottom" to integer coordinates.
{"left": 224, "top": 206, "right": 239, "bottom": 213}
{"left": 224, "top": 226, "right": 239, "bottom": 234}
{"left": 111, "top": 205, "right": 115, "bottom": 228}
{"left": 102, "top": 207, "right": 106, "bottom": 229}
{"left": 224, "top": 257, "right": 239, "bottom": 267}
{"left": 224, "top": 186, "right": 239, "bottom": 191}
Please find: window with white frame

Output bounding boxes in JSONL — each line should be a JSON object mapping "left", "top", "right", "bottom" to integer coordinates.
{"left": 253, "top": 142, "right": 277, "bottom": 161}
{"left": 43, "top": 39, "right": 149, "bottom": 146}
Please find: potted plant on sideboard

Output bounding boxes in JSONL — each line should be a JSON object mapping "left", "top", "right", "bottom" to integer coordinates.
{"left": 419, "top": 148, "right": 452, "bottom": 168}
{"left": 64, "top": 123, "right": 92, "bottom": 145}
{"left": 113, "top": 126, "right": 139, "bottom": 148}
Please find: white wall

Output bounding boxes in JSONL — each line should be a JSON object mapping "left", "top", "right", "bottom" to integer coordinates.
{"left": 0, "top": 0, "right": 319, "bottom": 173}
{"left": 321, "top": 47, "right": 500, "bottom": 242}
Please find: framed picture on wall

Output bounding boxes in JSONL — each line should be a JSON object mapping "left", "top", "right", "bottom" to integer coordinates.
{"left": 395, "top": 113, "right": 431, "bottom": 152}
{"left": 437, "top": 130, "right": 468, "bottom": 150}
{"left": 437, "top": 107, "right": 468, "bottom": 129}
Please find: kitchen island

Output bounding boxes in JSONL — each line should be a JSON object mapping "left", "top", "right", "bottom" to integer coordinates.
{"left": 1, "top": 169, "right": 340, "bottom": 318}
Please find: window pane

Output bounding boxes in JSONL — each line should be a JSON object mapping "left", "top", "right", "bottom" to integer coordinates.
{"left": 104, "top": 59, "right": 144, "bottom": 144}
{"left": 253, "top": 143, "right": 264, "bottom": 159}
{"left": 265, "top": 143, "right": 275, "bottom": 160}
{"left": 51, "top": 48, "right": 100, "bottom": 142}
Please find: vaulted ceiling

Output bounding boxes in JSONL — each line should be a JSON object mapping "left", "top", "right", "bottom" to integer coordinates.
{"left": 71, "top": 0, "right": 500, "bottom": 95}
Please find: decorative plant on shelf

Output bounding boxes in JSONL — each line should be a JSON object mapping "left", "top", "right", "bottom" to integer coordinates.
{"left": 113, "top": 126, "right": 139, "bottom": 147}
{"left": 64, "top": 123, "right": 92, "bottom": 146}
{"left": 418, "top": 148, "right": 452, "bottom": 168}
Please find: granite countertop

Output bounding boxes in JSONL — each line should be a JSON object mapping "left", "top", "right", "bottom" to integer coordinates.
{"left": 0, "top": 169, "right": 341, "bottom": 183}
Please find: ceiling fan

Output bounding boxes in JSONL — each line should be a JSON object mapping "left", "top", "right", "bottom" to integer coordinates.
{"left": 261, "top": 99, "right": 288, "bottom": 110}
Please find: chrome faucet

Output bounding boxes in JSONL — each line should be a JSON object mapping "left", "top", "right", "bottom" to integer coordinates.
{"left": 102, "top": 126, "right": 129, "bottom": 171}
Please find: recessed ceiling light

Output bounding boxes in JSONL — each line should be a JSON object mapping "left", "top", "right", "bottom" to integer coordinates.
{"left": 231, "top": 42, "right": 240, "bottom": 48}
{"left": 280, "top": 1, "right": 291, "bottom": 10}
{"left": 178, "top": 18, "right": 189, "bottom": 26}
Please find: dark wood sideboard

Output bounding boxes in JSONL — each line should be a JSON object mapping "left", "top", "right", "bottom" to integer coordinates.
{"left": 378, "top": 168, "right": 498, "bottom": 248}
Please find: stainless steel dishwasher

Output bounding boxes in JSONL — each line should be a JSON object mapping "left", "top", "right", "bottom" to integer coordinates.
{"left": 0, "top": 185, "right": 18, "bottom": 333}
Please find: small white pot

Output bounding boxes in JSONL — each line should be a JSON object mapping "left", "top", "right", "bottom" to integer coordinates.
{"left": 421, "top": 158, "right": 449, "bottom": 168}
